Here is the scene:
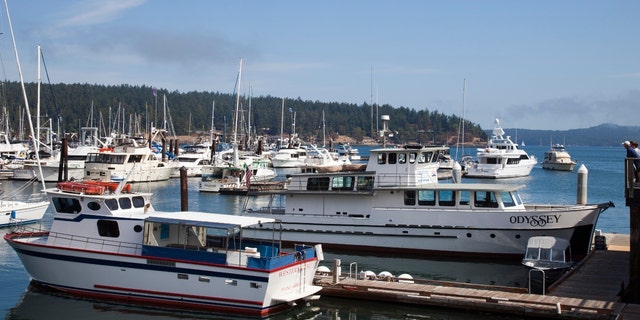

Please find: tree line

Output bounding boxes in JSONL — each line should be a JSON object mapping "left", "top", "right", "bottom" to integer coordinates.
{"left": 0, "top": 81, "right": 487, "bottom": 145}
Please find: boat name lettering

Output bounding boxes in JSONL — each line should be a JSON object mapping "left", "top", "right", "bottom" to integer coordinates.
{"left": 279, "top": 268, "right": 300, "bottom": 277}
{"left": 509, "top": 214, "right": 560, "bottom": 227}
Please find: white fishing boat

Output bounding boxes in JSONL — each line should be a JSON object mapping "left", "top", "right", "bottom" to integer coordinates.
{"left": 4, "top": 180, "right": 323, "bottom": 317}
{"left": 465, "top": 119, "right": 537, "bottom": 178}
{"left": 243, "top": 145, "right": 612, "bottom": 259}
{"left": 541, "top": 144, "right": 577, "bottom": 172}
{"left": 199, "top": 159, "right": 276, "bottom": 193}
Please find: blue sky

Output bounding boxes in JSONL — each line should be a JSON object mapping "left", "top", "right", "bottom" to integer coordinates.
{"left": 1, "top": 0, "right": 638, "bottom": 130}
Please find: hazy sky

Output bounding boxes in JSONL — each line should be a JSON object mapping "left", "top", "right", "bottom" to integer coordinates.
{"left": 1, "top": 0, "right": 638, "bottom": 130}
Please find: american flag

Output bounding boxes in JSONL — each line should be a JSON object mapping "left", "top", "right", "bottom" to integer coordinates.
{"left": 245, "top": 168, "right": 252, "bottom": 187}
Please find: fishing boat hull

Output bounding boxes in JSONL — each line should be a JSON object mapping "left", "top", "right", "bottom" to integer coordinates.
{"left": 5, "top": 235, "right": 320, "bottom": 317}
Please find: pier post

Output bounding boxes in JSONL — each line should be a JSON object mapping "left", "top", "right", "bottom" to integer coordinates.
{"left": 624, "top": 158, "right": 640, "bottom": 303}
{"left": 576, "top": 164, "right": 588, "bottom": 205}
{"left": 180, "top": 167, "right": 188, "bottom": 211}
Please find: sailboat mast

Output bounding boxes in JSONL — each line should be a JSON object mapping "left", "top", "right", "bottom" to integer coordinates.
{"left": 280, "top": 98, "right": 284, "bottom": 148}
{"left": 461, "top": 78, "right": 466, "bottom": 159}
{"left": 233, "top": 58, "right": 243, "bottom": 145}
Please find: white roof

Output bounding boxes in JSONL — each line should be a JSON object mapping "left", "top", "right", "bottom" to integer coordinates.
{"left": 526, "top": 236, "right": 570, "bottom": 250}
{"left": 147, "top": 211, "right": 275, "bottom": 229}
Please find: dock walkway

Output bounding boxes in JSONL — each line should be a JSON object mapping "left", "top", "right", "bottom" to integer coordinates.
{"left": 316, "top": 233, "right": 637, "bottom": 319}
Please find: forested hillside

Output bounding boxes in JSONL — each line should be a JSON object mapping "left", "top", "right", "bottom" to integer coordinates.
{"left": 0, "top": 81, "right": 486, "bottom": 145}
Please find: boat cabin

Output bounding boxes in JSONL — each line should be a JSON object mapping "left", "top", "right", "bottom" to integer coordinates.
{"left": 522, "top": 236, "right": 573, "bottom": 270}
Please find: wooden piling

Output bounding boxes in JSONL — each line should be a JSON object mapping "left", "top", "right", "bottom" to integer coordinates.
{"left": 180, "top": 167, "right": 188, "bottom": 211}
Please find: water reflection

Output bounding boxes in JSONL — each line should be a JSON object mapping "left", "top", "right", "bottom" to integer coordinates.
{"left": 7, "top": 284, "right": 522, "bottom": 320}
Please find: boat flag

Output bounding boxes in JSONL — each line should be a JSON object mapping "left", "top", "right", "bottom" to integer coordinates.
{"left": 246, "top": 167, "right": 252, "bottom": 188}
{"left": 152, "top": 87, "right": 157, "bottom": 97}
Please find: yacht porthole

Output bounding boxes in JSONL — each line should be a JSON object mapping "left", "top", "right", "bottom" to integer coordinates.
{"left": 490, "top": 234, "right": 496, "bottom": 238}
{"left": 87, "top": 202, "right": 101, "bottom": 211}
{"left": 466, "top": 233, "right": 472, "bottom": 238}
{"left": 515, "top": 234, "right": 521, "bottom": 239}
{"left": 134, "top": 225, "right": 143, "bottom": 233}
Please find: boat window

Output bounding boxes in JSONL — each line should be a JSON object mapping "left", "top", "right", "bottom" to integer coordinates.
{"left": 512, "top": 191, "right": 523, "bottom": 206}
{"left": 506, "top": 158, "right": 520, "bottom": 165}
{"left": 332, "top": 176, "right": 354, "bottom": 191}
{"left": 418, "top": 190, "right": 435, "bottom": 206}
{"left": 51, "top": 197, "right": 82, "bottom": 214}
{"left": 356, "top": 176, "right": 374, "bottom": 191}
{"left": 459, "top": 190, "right": 471, "bottom": 206}
{"left": 388, "top": 153, "right": 397, "bottom": 164}
{"left": 486, "top": 158, "right": 500, "bottom": 164}
{"left": 500, "top": 191, "right": 516, "bottom": 207}
{"left": 438, "top": 190, "right": 456, "bottom": 206}
{"left": 307, "top": 177, "right": 330, "bottom": 191}
{"left": 132, "top": 196, "right": 146, "bottom": 208}
{"left": 418, "top": 153, "right": 426, "bottom": 163}
{"left": 97, "top": 220, "right": 120, "bottom": 237}
{"left": 398, "top": 153, "right": 406, "bottom": 164}
{"left": 525, "top": 248, "right": 539, "bottom": 259}
{"left": 87, "top": 202, "right": 101, "bottom": 211}
{"left": 474, "top": 191, "right": 498, "bottom": 208}
{"left": 119, "top": 197, "right": 132, "bottom": 209}
{"left": 404, "top": 190, "right": 416, "bottom": 205}
{"left": 540, "top": 248, "right": 551, "bottom": 261}
{"left": 105, "top": 198, "right": 119, "bottom": 210}
{"left": 377, "top": 153, "right": 387, "bottom": 164}
{"left": 551, "top": 249, "right": 565, "bottom": 262}
{"left": 128, "top": 155, "right": 143, "bottom": 163}
{"left": 409, "top": 152, "right": 417, "bottom": 164}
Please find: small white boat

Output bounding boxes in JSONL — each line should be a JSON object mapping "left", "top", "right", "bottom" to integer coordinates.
{"left": 541, "top": 144, "right": 577, "bottom": 172}
{"left": 0, "top": 194, "right": 49, "bottom": 228}
{"left": 4, "top": 180, "right": 323, "bottom": 317}
{"left": 465, "top": 119, "right": 537, "bottom": 179}
{"left": 522, "top": 236, "right": 573, "bottom": 271}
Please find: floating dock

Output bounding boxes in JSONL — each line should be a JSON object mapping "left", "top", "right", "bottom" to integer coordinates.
{"left": 315, "top": 233, "right": 636, "bottom": 319}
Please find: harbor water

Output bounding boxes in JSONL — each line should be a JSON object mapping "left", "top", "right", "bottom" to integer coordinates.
{"left": 0, "top": 145, "right": 630, "bottom": 319}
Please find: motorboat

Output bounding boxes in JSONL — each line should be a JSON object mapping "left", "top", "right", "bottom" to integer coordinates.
{"left": 522, "top": 236, "right": 573, "bottom": 271}
{"left": 84, "top": 136, "right": 174, "bottom": 183}
{"left": 243, "top": 144, "right": 612, "bottom": 259}
{"left": 0, "top": 193, "right": 49, "bottom": 228}
{"left": 4, "top": 180, "right": 323, "bottom": 317}
{"left": 465, "top": 119, "right": 537, "bottom": 178}
{"left": 170, "top": 143, "right": 213, "bottom": 177}
{"left": 199, "top": 159, "right": 276, "bottom": 193}
{"left": 541, "top": 144, "right": 577, "bottom": 171}
{"left": 270, "top": 147, "right": 308, "bottom": 168}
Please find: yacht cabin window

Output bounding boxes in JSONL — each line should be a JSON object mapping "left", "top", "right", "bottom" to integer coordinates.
{"left": 356, "top": 176, "right": 374, "bottom": 191}
{"left": 87, "top": 202, "right": 101, "bottom": 211}
{"left": 128, "top": 155, "right": 143, "bottom": 163}
{"left": 474, "top": 191, "right": 499, "bottom": 208}
{"left": 418, "top": 190, "right": 435, "bottom": 206}
{"left": 332, "top": 176, "right": 355, "bottom": 191}
{"left": 404, "top": 190, "right": 416, "bottom": 205}
{"left": 438, "top": 190, "right": 456, "bottom": 206}
{"left": 500, "top": 191, "right": 517, "bottom": 207}
{"left": 459, "top": 190, "right": 471, "bottom": 206}
{"left": 307, "top": 177, "right": 330, "bottom": 191}
{"left": 409, "top": 152, "right": 417, "bottom": 164}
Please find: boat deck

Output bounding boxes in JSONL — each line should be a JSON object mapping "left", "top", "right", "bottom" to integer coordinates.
{"left": 316, "top": 233, "right": 637, "bottom": 319}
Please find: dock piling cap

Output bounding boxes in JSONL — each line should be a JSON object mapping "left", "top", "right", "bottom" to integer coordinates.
{"left": 577, "top": 164, "right": 587, "bottom": 173}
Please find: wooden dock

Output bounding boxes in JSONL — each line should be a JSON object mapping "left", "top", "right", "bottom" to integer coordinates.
{"left": 316, "top": 233, "right": 638, "bottom": 319}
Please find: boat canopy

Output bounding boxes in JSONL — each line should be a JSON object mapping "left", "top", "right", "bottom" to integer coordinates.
{"left": 526, "top": 236, "right": 570, "bottom": 250}
{"left": 147, "top": 211, "right": 276, "bottom": 229}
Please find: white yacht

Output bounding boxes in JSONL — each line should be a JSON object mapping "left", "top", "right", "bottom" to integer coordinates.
{"left": 465, "top": 119, "right": 537, "bottom": 178}
{"left": 541, "top": 144, "right": 577, "bottom": 172}
{"left": 243, "top": 145, "right": 611, "bottom": 259}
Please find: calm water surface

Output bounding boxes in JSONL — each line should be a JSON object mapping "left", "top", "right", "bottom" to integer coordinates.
{"left": 1, "top": 145, "right": 628, "bottom": 319}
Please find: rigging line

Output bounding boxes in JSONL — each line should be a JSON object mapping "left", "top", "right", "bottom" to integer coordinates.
{"left": 40, "top": 48, "right": 64, "bottom": 135}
